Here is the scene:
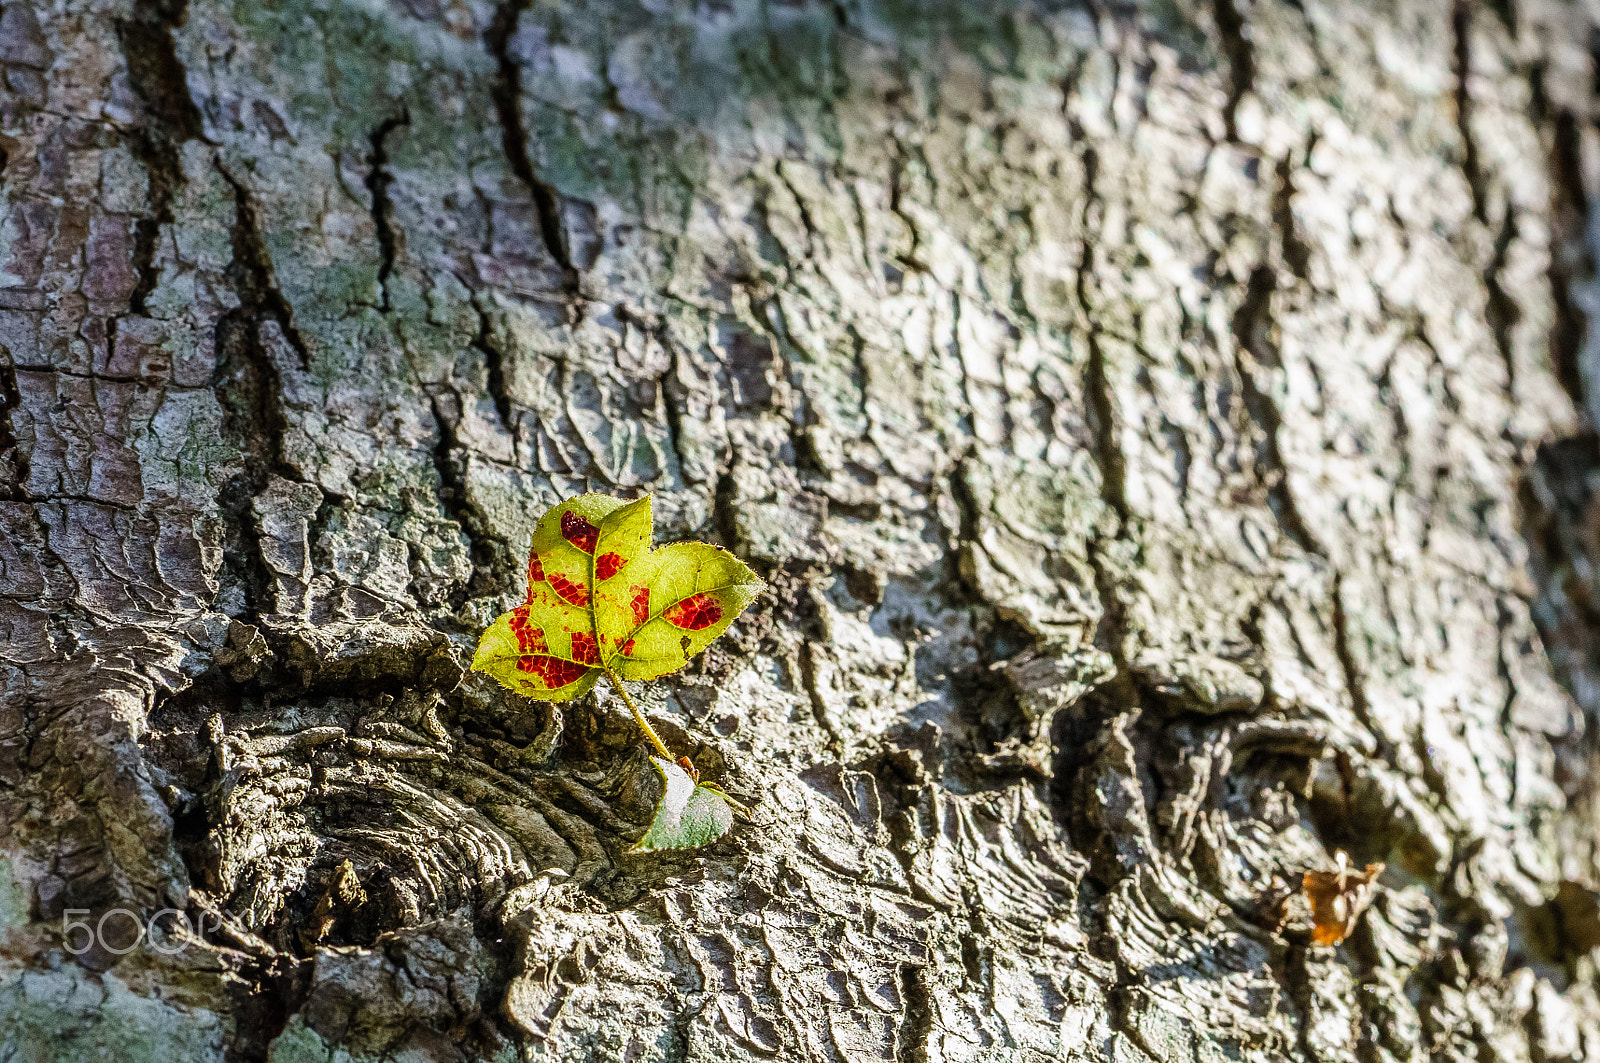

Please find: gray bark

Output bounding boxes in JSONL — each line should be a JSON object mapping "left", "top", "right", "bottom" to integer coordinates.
{"left": 2, "top": 0, "right": 1600, "bottom": 1060}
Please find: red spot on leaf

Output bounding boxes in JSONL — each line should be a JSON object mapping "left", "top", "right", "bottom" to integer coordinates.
{"left": 547, "top": 573, "right": 589, "bottom": 607}
{"left": 618, "top": 638, "right": 635, "bottom": 656}
{"left": 518, "top": 655, "right": 588, "bottom": 687}
{"left": 663, "top": 592, "right": 723, "bottom": 631}
{"left": 630, "top": 586, "right": 650, "bottom": 625}
{"left": 508, "top": 608, "right": 549, "bottom": 654}
{"left": 596, "top": 552, "right": 626, "bottom": 580}
{"left": 508, "top": 608, "right": 583, "bottom": 687}
{"left": 525, "top": 556, "right": 546, "bottom": 605}
{"left": 570, "top": 631, "right": 600, "bottom": 666}
{"left": 561, "top": 511, "right": 599, "bottom": 553}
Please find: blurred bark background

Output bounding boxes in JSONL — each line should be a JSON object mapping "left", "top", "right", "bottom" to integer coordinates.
{"left": 4, "top": 0, "right": 1600, "bottom": 1059}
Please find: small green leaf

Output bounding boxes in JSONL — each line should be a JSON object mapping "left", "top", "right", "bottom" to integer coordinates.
{"left": 631, "top": 757, "right": 736, "bottom": 852}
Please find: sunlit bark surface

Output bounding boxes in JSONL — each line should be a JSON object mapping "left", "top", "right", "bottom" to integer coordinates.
{"left": 4, "top": 0, "right": 1600, "bottom": 1059}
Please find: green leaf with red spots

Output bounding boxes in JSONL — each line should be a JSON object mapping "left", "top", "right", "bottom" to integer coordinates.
{"left": 471, "top": 493, "right": 764, "bottom": 699}
{"left": 630, "top": 757, "right": 737, "bottom": 852}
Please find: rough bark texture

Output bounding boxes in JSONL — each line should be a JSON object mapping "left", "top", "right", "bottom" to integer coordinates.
{"left": 4, "top": 0, "right": 1600, "bottom": 1059}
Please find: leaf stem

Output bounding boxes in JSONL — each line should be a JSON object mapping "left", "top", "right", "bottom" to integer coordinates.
{"left": 602, "top": 661, "right": 673, "bottom": 761}
{"left": 700, "top": 782, "right": 751, "bottom": 818}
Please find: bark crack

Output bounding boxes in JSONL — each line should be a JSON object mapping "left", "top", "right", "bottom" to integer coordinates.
{"left": 428, "top": 390, "right": 512, "bottom": 603}
{"left": 0, "top": 361, "right": 26, "bottom": 499}
{"left": 365, "top": 111, "right": 410, "bottom": 314}
{"left": 886, "top": 137, "right": 926, "bottom": 275}
{"left": 1084, "top": 336, "right": 1126, "bottom": 526}
{"left": 470, "top": 297, "right": 517, "bottom": 444}
{"left": 1069, "top": 136, "right": 1140, "bottom": 709}
{"left": 1452, "top": 0, "right": 1489, "bottom": 224}
{"left": 1212, "top": 0, "right": 1255, "bottom": 143}
{"left": 215, "top": 163, "right": 314, "bottom": 372}
{"left": 776, "top": 164, "right": 822, "bottom": 262}
{"left": 1279, "top": 940, "right": 1317, "bottom": 1062}
{"left": 1542, "top": 88, "right": 1590, "bottom": 410}
{"left": 1271, "top": 155, "right": 1312, "bottom": 283}
{"left": 1231, "top": 264, "right": 1324, "bottom": 557}
{"left": 212, "top": 162, "right": 309, "bottom": 472}
{"left": 486, "top": 0, "right": 577, "bottom": 292}
{"left": 894, "top": 964, "right": 934, "bottom": 1063}
{"left": 1074, "top": 147, "right": 1129, "bottom": 528}
{"left": 116, "top": 0, "right": 205, "bottom": 316}
{"left": 712, "top": 466, "right": 740, "bottom": 550}
{"left": 211, "top": 162, "right": 317, "bottom": 619}
{"left": 1484, "top": 211, "right": 1521, "bottom": 396}
{"left": 224, "top": 954, "right": 311, "bottom": 1063}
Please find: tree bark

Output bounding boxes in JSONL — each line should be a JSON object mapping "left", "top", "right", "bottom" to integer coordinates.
{"left": 4, "top": 0, "right": 1600, "bottom": 1059}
